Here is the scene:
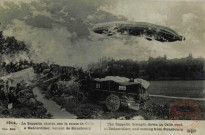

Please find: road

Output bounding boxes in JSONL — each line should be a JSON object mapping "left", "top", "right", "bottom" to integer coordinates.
{"left": 150, "top": 94, "right": 205, "bottom": 101}
{"left": 32, "top": 87, "right": 77, "bottom": 119}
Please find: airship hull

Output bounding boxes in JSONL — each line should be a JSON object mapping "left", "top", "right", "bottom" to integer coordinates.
{"left": 92, "top": 21, "right": 185, "bottom": 42}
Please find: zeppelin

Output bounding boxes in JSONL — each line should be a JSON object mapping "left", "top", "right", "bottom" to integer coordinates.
{"left": 92, "top": 21, "right": 185, "bottom": 42}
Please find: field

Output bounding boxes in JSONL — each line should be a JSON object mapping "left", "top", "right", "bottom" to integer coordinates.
{"left": 148, "top": 80, "right": 205, "bottom": 120}
{"left": 149, "top": 80, "right": 205, "bottom": 98}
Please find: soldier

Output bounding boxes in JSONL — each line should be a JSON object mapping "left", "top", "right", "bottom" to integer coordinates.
{"left": 16, "top": 83, "right": 22, "bottom": 95}
{"left": 8, "top": 86, "right": 17, "bottom": 103}
{"left": 0, "top": 80, "right": 9, "bottom": 106}
{"left": 0, "top": 80, "right": 6, "bottom": 100}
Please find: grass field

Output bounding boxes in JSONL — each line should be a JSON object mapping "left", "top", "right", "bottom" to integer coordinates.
{"left": 149, "top": 80, "right": 205, "bottom": 98}
{"left": 148, "top": 81, "right": 205, "bottom": 120}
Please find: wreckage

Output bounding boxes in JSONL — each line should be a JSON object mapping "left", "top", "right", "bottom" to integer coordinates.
{"left": 79, "top": 76, "right": 150, "bottom": 111}
{"left": 0, "top": 67, "right": 37, "bottom": 107}
{"left": 0, "top": 67, "right": 35, "bottom": 86}
{"left": 92, "top": 21, "right": 185, "bottom": 42}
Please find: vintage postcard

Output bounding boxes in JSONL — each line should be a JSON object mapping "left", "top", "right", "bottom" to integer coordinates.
{"left": 0, "top": 0, "right": 204, "bottom": 135}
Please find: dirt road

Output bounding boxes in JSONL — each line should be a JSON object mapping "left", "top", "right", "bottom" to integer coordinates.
{"left": 32, "top": 87, "right": 77, "bottom": 119}
{"left": 150, "top": 94, "right": 205, "bottom": 101}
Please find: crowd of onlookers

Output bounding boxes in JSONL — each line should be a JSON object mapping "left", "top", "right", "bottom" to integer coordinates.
{"left": 1, "top": 60, "right": 32, "bottom": 73}
{"left": 0, "top": 78, "right": 35, "bottom": 108}
{"left": 0, "top": 60, "right": 85, "bottom": 83}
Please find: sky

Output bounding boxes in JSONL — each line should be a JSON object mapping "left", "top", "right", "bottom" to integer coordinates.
{"left": 0, "top": 0, "right": 204, "bottom": 67}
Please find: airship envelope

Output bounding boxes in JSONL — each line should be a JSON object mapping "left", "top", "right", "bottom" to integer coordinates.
{"left": 92, "top": 21, "right": 185, "bottom": 42}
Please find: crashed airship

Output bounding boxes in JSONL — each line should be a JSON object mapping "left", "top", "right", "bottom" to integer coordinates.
{"left": 92, "top": 21, "right": 185, "bottom": 42}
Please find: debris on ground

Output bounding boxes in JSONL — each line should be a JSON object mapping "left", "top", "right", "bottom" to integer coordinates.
{"left": 0, "top": 68, "right": 51, "bottom": 118}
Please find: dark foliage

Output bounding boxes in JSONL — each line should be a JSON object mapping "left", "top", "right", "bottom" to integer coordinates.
{"left": 0, "top": 31, "right": 29, "bottom": 55}
{"left": 88, "top": 55, "right": 205, "bottom": 80}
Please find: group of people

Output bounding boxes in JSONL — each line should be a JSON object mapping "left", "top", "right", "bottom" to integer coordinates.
{"left": 1, "top": 60, "right": 32, "bottom": 73}
{"left": 0, "top": 79, "right": 28, "bottom": 106}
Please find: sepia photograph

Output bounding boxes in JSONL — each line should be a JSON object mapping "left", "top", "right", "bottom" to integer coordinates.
{"left": 0, "top": 0, "right": 204, "bottom": 128}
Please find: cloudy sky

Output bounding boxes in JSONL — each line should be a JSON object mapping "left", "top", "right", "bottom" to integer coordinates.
{"left": 0, "top": 0, "right": 204, "bottom": 67}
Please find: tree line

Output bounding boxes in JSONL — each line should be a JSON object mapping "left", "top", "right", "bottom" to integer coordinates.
{"left": 88, "top": 55, "right": 205, "bottom": 80}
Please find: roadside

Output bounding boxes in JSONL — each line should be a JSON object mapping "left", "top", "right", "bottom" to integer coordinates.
{"left": 37, "top": 81, "right": 169, "bottom": 120}
{"left": 37, "top": 82, "right": 144, "bottom": 120}
{"left": 32, "top": 87, "right": 77, "bottom": 119}
{"left": 51, "top": 95, "right": 171, "bottom": 120}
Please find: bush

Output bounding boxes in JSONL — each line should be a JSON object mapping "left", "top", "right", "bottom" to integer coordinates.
{"left": 57, "top": 81, "right": 80, "bottom": 96}
{"left": 142, "top": 103, "right": 170, "bottom": 119}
